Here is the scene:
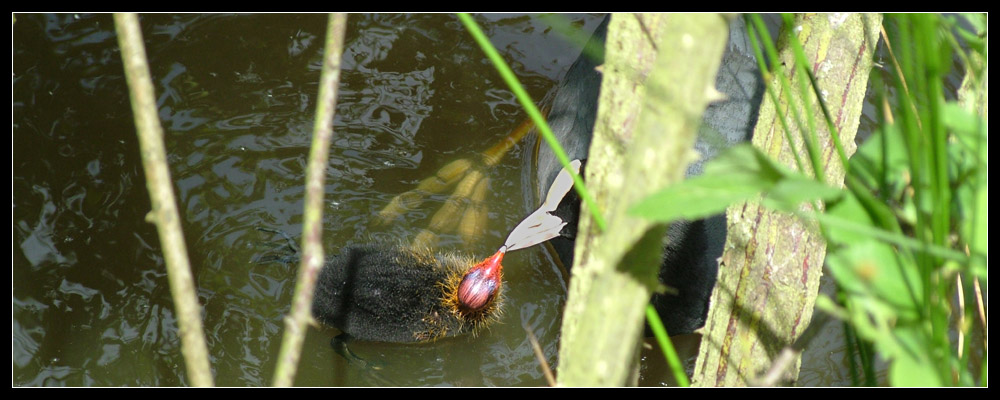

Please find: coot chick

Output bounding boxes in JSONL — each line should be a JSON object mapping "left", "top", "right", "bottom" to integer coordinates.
{"left": 312, "top": 243, "right": 505, "bottom": 343}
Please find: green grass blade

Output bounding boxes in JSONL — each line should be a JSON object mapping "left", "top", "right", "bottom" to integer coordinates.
{"left": 646, "top": 304, "right": 690, "bottom": 387}
{"left": 745, "top": 14, "right": 807, "bottom": 174}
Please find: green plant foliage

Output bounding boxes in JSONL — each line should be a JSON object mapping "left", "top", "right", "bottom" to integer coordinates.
{"left": 628, "top": 144, "right": 842, "bottom": 222}
{"left": 949, "top": 134, "right": 988, "bottom": 276}
{"left": 633, "top": 13, "right": 987, "bottom": 386}
{"left": 951, "top": 14, "right": 986, "bottom": 53}
{"left": 850, "top": 123, "right": 910, "bottom": 199}
{"left": 825, "top": 13, "right": 987, "bottom": 386}
{"left": 825, "top": 193, "right": 924, "bottom": 320}
{"left": 888, "top": 326, "right": 943, "bottom": 386}
{"left": 941, "top": 101, "right": 988, "bottom": 276}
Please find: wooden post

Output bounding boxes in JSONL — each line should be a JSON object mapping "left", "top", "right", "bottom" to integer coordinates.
{"left": 692, "top": 13, "right": 881, "bottom": 387}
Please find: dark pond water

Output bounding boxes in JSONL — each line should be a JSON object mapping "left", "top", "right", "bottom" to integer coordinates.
{"left": 16, "top": 13, "right": 949, "bottom": 387}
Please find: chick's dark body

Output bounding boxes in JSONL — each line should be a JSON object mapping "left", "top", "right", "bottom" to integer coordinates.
{"left": 312, "top": 243, "right": 478, "bottom": 343}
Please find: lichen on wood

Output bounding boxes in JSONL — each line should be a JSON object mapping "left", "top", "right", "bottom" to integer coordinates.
{"left": 557, "top": 13, "right": 732, "bottom": 387}
{"left": 691, "top": 13, "right": 882, "bottom": 387}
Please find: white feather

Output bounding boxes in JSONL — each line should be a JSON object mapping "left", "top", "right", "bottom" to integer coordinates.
{"left": 504, "top": 159, "right": 581, "bottom": 251}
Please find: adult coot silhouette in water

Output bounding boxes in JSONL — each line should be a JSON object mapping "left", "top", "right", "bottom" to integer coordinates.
{"left": 525, "top": 14, "right": 767, "bottom": 336}
{"left": 312, "top": 15, "right": 767, "bottom": 343}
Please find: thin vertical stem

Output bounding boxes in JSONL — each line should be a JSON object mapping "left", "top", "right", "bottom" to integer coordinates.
{"left": 646, "top": 304, "right": 690, "bottom": 387}
{"left": 745, "top": 14, "right": 807, "bottom": 175}
{"left": 272, "top": 13, "right": 348, "bottom": 387}
{"left": 113, "top": 13, "right": 214, "bottom": 387}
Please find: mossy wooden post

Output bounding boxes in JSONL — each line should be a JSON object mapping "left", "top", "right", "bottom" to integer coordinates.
{"left": 557, "top": 13, "right": 730, "bottom": 386}
{"left": 691, "top": 13, "right": 881, "bottom": 386}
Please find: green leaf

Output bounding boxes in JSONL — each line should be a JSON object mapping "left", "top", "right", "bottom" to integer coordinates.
{"left": 942, "top": 100, "right": 988, "bottom": 279}
{"left": 942, "top": 102, "right": 988, "bottom": 148}
{"left": 766, "top": 178, "right": 844, "bottom": 211}
{"left": 850, "top": 122, "right": 910, "bottom": 195}
{"left": 814, "top": 295, "right": 849, "bottom": 320}
{"left": 825, "top": 192, "right": 923, "bottom": 320}
{"left": 824, "top": 191, "right": 874, "bottom": 245}
{"left": 887, "top": 327, "right": 943, "bottom": 386}
{"left": 632, "top": 143, "right": 842, "bottom": 228}
{"left": 629, "top": 145, "right": 784, "bottom": 222}
{"left": 703, "top": 143, "right": 788, "bottom": 181}
{"left": 628, "top": 172, "right": 764, "bottom": 222}
{"left": 826, "top": 239, "right": 923, "bottom": 321}
{"left": 842, "top": 291, "right": 895, "bottom": 346}
{"left": 956, "top": 177, "right": 988, "bottom": 280}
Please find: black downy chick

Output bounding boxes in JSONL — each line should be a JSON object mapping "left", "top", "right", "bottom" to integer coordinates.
{"left": 312, "top": 243, "right": 505, "bottom": 343}
{"left": 310, "top": 160, "right": 581, "bottom": 343}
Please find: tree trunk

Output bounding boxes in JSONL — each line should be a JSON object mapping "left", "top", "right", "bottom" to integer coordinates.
{"left": 691, "top": 13, "right": 882, "bottom": 387}
{"left": 556, "top": 13, "right": 731, "bottom": 387}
